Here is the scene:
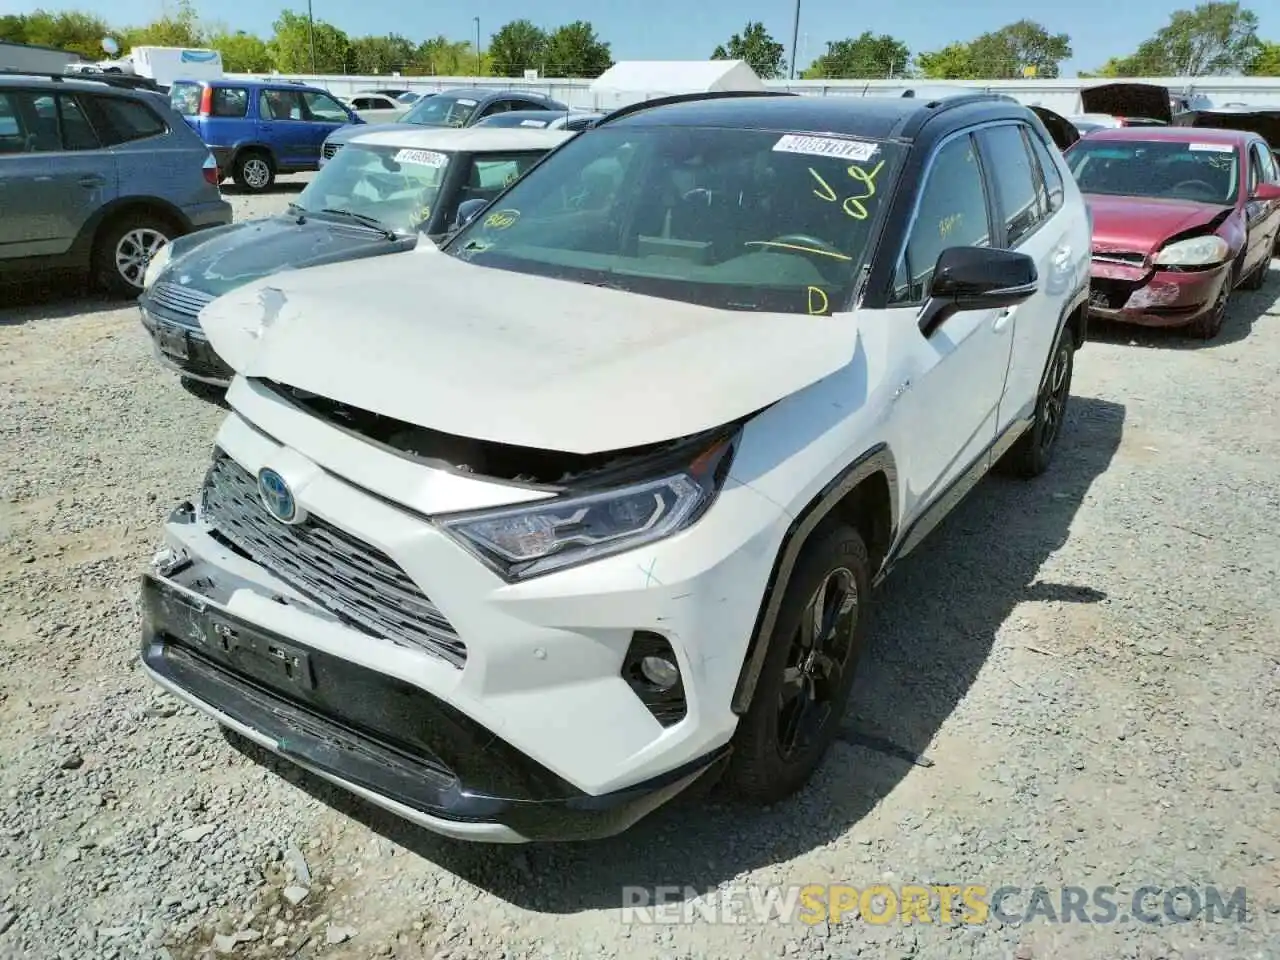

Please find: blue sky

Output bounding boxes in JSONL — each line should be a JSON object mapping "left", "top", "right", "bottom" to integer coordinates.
{"left": 13, "top": 0, "right": 1279, "bottom": 76}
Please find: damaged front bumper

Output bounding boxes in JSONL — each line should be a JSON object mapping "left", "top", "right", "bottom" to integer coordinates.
{"left": 140, "top": 530, "right": 729, "bottom": 842}
{"left": 1086, "top": 258, "right": 1232, "bottom": 328}
{"left": 139, "top": 304, "right": 234, "bottom": 387}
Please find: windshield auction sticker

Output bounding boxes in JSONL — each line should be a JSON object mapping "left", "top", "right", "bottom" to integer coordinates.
{"left": 394, "top": 148, "right": 448, "bottom": 167}
{"left": 773, "top": 134, "right": 879, "bottom": 162}
{"left": 1188, "top": 143, "right": 1234, "bottom": 152}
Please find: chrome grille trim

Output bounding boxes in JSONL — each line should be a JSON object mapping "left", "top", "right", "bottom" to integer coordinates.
{"left": 148, "top": 281, "right": 216, "bottom": 322}
{"left": 200, "top": 451, "right": 467, "bottom": 667}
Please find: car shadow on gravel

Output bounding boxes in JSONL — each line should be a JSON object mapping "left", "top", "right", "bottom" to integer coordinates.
{"left": 0, "top": 278, "right": 123, "bottom": 320}
{"left": 222, "top": 394, "right": 1126, "bottom": 913}
{"left": 1088, "top": 261, "right": 1279, "bottom": 350}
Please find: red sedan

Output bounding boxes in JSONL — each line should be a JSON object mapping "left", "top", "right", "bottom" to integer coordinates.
{"left": 1065, "top": 127, "right": 1280, "bottom": 339}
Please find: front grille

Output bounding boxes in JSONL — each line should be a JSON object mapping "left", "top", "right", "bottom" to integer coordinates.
{"left": 1089, "top": 278, "right": 1137, "bottom": 310}
{"left": 148, "top": 282, "right": 216, "bottom": 323}
{"left": 322, "top": 142, "right": 341, "bottom": 160}
{"left": 200, "top": 451, "right": 467, "bottom": 667}
{"left": 1091, "top": 250, "right": 1146, "bottom": 266}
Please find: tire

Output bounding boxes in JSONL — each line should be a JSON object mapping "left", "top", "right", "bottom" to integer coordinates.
{"left": 233, "top": 150, "right": 275, "bottom": 193}
{"left": 725, "top": 523, "right": 870, "bottom": 805}
{"left": 1187, "top": 274, "right": 1230, "bottom": 340}
{"left": 94, "top": 212, "right": 175, "bottom": 299}
{"left": 1001, "top": 323, "right": 1075, "bottom": 479}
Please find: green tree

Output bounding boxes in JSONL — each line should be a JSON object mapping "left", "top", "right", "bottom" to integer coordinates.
{"left": 711, "top": 21, "right": 786, "bottom": 79}
{"left": 409, "top": 36, "right": 486, "bottom": 75}
{"left": 0, "top": 9, "right": 114, "bottom": 60}
{"left": 543, "top": 21, "right": 611, "bottom": 77}
{"left": 1096, "top": 2, "right": 1260, "bottom": 76}
{"left": 122, "top": 0, "right": 205, "bottom": 49}
{"left": 349, "top": 34, "right": 416, "bottom": 74}
{"left": 207, "top": 29, "right": 272, "bottom": 72}
{"left": 1249, "top": 39, "right": 1280, "bottom": 75}
{"left": 268, "top": 9, "right": 351, "bottom": 73}
{"left": 918, "top": 20, "right": 1071, "bottom": 79}
{"left": 488, "top": 19, "right": 547, "bottom": 77}
{"left": 802, "top": 31, "right": 911, "bottom": 78}
{"left": 916, "top": 42, "right": 984, "bottom": 79}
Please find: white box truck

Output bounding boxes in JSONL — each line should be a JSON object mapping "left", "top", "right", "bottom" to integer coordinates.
{"left": 67, "top": 46, "right": 224, "bottom": 87}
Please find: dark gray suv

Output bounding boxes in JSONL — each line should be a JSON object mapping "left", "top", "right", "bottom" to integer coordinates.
{"left": 0, "top": 73, "right": 232, "bottom": 297}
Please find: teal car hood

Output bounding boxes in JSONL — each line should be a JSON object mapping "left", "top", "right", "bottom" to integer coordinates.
{"left": 152, "top": 215, "right": 417, "bottom": 301}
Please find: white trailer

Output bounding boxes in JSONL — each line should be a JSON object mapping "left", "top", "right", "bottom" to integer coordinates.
{"left": 128, "top": 47, "right": 224, "bottom": 86}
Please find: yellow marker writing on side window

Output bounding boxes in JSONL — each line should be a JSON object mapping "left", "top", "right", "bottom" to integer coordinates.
{"left": 807, "top": 286, "right": 829, "bottom": 315}
{"left": 939, "top": 213, "right": 963, "bottom": 239}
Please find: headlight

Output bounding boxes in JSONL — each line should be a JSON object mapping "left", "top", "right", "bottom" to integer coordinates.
{"left": 1152, "top": 235, "right": 1230, "bottom": 267}
{"left": 142, "top": 242, "right": 173, "bottom": 290}
{"left": 439, "top": 433, "right": 739, "bottom": 581}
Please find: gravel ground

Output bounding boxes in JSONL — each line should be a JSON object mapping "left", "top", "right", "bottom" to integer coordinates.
{"left": 2, "top": 180, "right": 1279, "bottom": 960}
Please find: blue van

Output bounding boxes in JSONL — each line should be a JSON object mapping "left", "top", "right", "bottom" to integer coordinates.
{"left": 169, "top": 78, "right": 363, "bottom": 192}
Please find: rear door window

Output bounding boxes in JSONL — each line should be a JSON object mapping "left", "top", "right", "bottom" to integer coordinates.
{"left": 0, "top": 92, "right": 24, "bottom": 151}
{"left": 977, "top": 123, "right": 1045, "bottom": 247}
{"left": 1026, "top": 128, "right": 1065, "bottom": 214}
{"left": 58, "top": 94, "right": 101, "bottom": 150}
{"left": 85, "top": 96, "right": 166, "bottom": 146}
{"left": 259, "top": 89, "right": 305, "bottom": 121}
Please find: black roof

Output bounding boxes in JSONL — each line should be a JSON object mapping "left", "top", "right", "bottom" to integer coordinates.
{"left": 604, "top": 91, "right": 1030, "bottom": 143}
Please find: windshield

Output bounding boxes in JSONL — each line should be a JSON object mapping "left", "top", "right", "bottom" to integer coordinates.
{"left": 402, "top": 93, "right": 479, "bottom": 128}
{"left": 443, "top": 125, "right": 904, "bottom": 314}
{"left": 294, "top": 143, "right": 451, "bottom": 234}
{"left": 1068, "top": 139, "right": 1239, "bottom": 205}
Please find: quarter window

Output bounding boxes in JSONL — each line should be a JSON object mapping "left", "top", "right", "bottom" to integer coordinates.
{"left": 211, "top": 87, "right": 248, "bottom": 118}
{"left": 978, "top": 124, "right": 1043, "bottom": 246}
{"left": 890, "top": 133, "right": 991, "bottom": 304}
{"left": 58, "top": 94, "right": 100, "bottom": 150}
{"left": 87, "top": 96, "right": 165, "bottom": 145}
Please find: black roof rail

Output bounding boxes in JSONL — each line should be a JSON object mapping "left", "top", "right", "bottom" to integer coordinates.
{"left": 0, "top": 68, "right": 163, "bottom": 93}
{"left": 594, "top": 89, "right": 797, "bottom": 127}
{"left": 895, "top": 91, "right": 1023, "bottom": 139}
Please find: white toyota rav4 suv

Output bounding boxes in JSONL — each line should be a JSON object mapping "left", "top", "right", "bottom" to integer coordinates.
{"left": 141, "top": 91, "right": 1091, "bottom": 842}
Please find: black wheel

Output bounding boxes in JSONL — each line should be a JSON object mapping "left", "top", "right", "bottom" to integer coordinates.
{"left": 233, "top": 150, "right": 275, "bottom": 192}
{"left": 726, "top": 523, "right": 870, "bottom": 805}
{"left": 1001, "top": 325, "right": 1075, "bottom": 479}
{"left": 1187, "top": 276, "right": 1230, "bottom": 340}
{"left": 94, "top": 212, "right": 175, "bottom": 298}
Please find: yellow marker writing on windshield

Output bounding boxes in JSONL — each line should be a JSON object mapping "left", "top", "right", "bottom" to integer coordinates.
{"left": 484, "top": 209, "right": 520, "bottom": 229}
{"left": 807, "top": 286, "right": 829, "bottom": 315}
{"left": 807, "top": 160, "right": 886, "bottom": 220}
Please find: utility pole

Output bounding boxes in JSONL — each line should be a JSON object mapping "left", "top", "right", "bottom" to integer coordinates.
{"left": 788, "top": 0, "right": 801, "bottom": 80}
{"left": 307, "top": 0, "right": 317, "bottom": 74}
{"left": 474, "top": 17, "right": 481, "bottom": 76}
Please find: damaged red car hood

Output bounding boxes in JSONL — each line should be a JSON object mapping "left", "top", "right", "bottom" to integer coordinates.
{"left": 197, "top": 245, "right": 863, "bottom": 455}
{"left": 1085, "top": 194, "right": 1229, "bottom": 256}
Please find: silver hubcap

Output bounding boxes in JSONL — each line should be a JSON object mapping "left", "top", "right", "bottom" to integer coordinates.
{"left": 115, "top": 228, "right": 168, "bottom": 287}
{"left": 243, "top": 158, "right": 271, "bottom": 189}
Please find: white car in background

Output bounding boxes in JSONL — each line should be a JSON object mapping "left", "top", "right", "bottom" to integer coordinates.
{"left": 344, "top": 92, "right": 411, "bottom": 124}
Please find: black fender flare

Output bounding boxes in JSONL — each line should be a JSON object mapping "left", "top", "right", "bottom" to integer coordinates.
{"left": 229, "top": 143, "right": 278, "bottom": 172}
{"left": 731, "top": 443, "right": 899, "bottom": 714}
{"left": 1045, "top": 278, "right": 1089, "bottom": 393}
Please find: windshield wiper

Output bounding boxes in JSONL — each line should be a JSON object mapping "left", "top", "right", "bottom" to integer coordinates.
{"left": 317, "top": 208, "right": 397, "bottom": 239}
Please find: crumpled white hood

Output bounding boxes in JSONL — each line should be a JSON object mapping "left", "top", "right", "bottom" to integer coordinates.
{"left": 198, "top": 245, "right": 862, "bottom": 454}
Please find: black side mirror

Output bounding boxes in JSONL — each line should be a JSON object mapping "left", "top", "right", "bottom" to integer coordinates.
{"left": 453, "top": 198, "right": 489, "bottom": 230}
{"left": 919, "top": 246, "right": 1039, "bottom": 337}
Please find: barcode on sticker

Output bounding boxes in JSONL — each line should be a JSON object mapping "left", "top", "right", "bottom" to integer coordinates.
{"left": 394, "top": 148, "right": 448, "bottom": 167}
{"left": 773, "top": 134, "right": 879, "bottom": 162}
{"left": 1188, "top": 143, "right": 1234, "bottom": 153}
